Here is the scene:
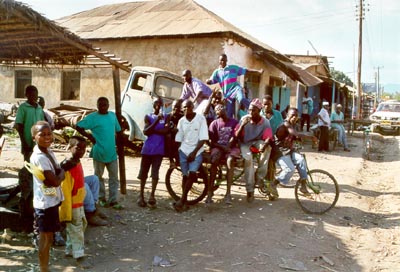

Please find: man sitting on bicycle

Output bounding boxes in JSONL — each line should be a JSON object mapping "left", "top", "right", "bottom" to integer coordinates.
{"left": 206, "top": 104, "right": 240, "bottom": 204}
{"left": 235, "top": 98, "right": 273, "bottom": 203}
{"left": 270, "top": 108, "right": 317, "bottom": 198}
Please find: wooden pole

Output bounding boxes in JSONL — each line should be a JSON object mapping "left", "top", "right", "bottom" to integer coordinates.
{"left": 356, "top": 0, "right": 363, "bottom": 119}
{"left": 112, "top": 65, "right": 126, "bottom": 194}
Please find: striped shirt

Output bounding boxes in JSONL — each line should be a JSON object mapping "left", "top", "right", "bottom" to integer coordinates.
{"left": 209, "top": 65, "right": 246, "bottom": 99}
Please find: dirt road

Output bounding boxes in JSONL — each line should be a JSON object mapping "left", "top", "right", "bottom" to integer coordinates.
{"left": 1, "top": 132, "right": 399, "bottom": 272}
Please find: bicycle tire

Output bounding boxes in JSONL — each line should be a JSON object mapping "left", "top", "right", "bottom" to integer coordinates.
{"left": 165, "top": 166, "right": 208, "bottom": 205}
{"left": 295, "top": 169, "right": 339, "bottom": 214}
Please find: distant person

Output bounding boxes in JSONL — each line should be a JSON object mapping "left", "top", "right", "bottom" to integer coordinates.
{"left": 235, "top": 99, "right": 273, "bottom": 203}
{"left": 331, "top": 104, "right": 350, "bottom": 152}
{"left": 15, "top": 85, "right": 44, "bottom": 161}
{"left": 165, "top": 99, "right": 183, "bottom": 169}
{"left": 318, "top": 101, "right": 331, "bottom": 152}
{"left": 281, "top": 105, "right": 289, "bottom": 120}
{"left": 173, "top": 100, "right": 209, "bottom": 212}
{"left": 76, "top": 97, "right": 122, "bottom": 209}
{"left": 180, "top": 70, "right": 212, "bottom": 108}
{"left": 207, "top": 54, "right": 256, "bottom": 118}
{"left": 37, "top": 96, "right": 55, "bottom": 130}
{"left": 301, "top": 90, "right": 313, "bottom": 132}
{"left": 275, "top": 103, "right": 280, "bottom": 111}
{"left": 137, "top": 97, "right": 168, "bottom": 209}
{"left": 29, "top": 121, "right": 65, "bottom": 272}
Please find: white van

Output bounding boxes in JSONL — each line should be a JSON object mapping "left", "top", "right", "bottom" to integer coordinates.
{"left": 369, "top": 100, "right": 400, "bottom": 134}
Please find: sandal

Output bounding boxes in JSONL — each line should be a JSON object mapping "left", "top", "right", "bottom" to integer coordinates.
{"left": 109, "top": 202, "right": 124, "bottom": 210}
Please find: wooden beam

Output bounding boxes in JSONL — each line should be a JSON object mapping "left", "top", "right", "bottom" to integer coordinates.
{"left": 112, "top": 65, "right": 126, "bottom": 195}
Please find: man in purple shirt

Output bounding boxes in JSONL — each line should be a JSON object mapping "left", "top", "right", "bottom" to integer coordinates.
{"left": 181, "top": 69, "right": 212, "bottom": 109}
{"left": 207, "top": 104, "right": 240, "bottom": 204}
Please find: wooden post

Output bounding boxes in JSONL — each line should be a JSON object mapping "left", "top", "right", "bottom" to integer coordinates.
{"left": 112, "top": 65, "right": 126, "bottom": 195}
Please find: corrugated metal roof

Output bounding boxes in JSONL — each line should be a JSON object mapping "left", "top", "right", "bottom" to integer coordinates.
{"left": 57, "top": 0, "right": 323, "bottom": 86}
{"left": 57, "top": 0, "right": 281, "bottom": 55}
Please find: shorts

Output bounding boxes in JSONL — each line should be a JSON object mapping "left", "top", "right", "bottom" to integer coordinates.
{"left": 179, "top": 149, "right": 203, "bottom": 176}
{"left": 210, "top": 147, "right": 241, "bottom": 162}
{"left": 34, "top": 204, "right": 61, "bottom": 233}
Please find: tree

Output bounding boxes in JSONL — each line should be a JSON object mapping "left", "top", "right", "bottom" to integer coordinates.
{"left": 330, "top": 69, "right": 353, "bottom": 86}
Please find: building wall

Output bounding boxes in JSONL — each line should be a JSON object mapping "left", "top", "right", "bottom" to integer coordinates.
{"left": 0, "top": 36, "right": 286, "bottom": 108}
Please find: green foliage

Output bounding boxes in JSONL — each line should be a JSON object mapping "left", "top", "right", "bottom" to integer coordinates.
{"left": 381, "top": 91, "right": 400, "bottom": 101}
{"left": 330, "top": 68, "right": 353, "bottom": 86}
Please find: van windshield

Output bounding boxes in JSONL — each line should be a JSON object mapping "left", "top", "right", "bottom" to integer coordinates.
{"left": 376, "top": 103, "right": 400, "bottom": 112}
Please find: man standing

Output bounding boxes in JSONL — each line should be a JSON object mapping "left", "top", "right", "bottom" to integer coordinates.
{"left": 15, "top": 85, "right": 44, "bottom": 161}
{"left": 207, "top": 54, "right": 255, "bottom": 118}
{"left": 181, "top": 69, "right": 212, "bottom": 109}
{"left": 235, "top": 98, "right": 273, "bottom": 203}
{"left": 76, "top": 97, "right": 122, "bottom": 209}
{"left": 318, "top": 101, "right": 331, "bottom": 152}
{"left": 331, "top": 104, "right": 350, "bottom": 152}
{"left": 174, "top": 100, "right": 209, "bottom": 212}
{"left": 301, "top": 90, "right": 313, "bottom": 132}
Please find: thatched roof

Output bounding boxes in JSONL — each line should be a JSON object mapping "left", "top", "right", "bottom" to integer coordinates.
{"left": 57, "top": 0, "right": 324, "bottom": 85}
{"left": 0, "top": 0, "right": 131, "bottom": 71}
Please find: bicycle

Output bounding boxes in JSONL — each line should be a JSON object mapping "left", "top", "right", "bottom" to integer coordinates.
{"left": 165, "top": 144, "right": 340, "bottom": 214}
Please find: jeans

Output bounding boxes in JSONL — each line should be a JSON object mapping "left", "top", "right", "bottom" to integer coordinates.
{"left": 83, "top": 175, "right": 100, "bottom": 213}
{"left": 65, "top": 206, "right": 87, "bottom": 259}
{"left": 225, "top": 85, "right": 250, "bottom": 118}
{"left": 276, "top": 152, "right": 307, "bottom": 184}
{"left": 93, "top": 159, "right": 119, "bottom": 203}
{"left": 179, "top": 150, "right": 203, "bottom": 176}
{"left": 239, "top": 140, "right": 271, "bottom": 193}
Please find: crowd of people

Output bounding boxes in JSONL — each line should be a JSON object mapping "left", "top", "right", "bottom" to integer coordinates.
{"left": 13, "top": 53, "right": 351, "bottom": 271}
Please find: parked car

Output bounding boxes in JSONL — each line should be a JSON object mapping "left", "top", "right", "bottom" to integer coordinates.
{"left": 369, "top": 100, "right": 400, "bottom": 134}
{"left": 120, "top": 66, "right": 184, "bottom": 141}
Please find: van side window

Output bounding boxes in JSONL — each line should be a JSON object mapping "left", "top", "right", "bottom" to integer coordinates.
{"left": 155, "top": 76, "right": 182, "bottom": 99}
{"left": 131, "top": 74, "right": 151, "bottom": 91}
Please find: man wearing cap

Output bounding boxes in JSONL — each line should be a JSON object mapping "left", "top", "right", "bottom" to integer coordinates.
{"left": 318, "top": 101, "right": 331, "bottom": 152}
{"left": 181, "top": 70, "right": 212, "bottom": 109}
{"left": 235, "top": 98, "right": 273, "bottom": 203}
{"left": 331, "top": 104, "right": 350, "bottom": 152}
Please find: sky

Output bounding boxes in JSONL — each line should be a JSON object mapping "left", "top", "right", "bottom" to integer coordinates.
{"left": 20, "top": 0, "right": 400, "bottom": 91}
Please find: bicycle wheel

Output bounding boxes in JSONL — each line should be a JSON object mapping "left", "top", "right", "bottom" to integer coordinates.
{"left": 165, "top": 166, "right": 208, "bottom": 205}
{"left": 295, "top": 169, "right": 339, "bottom": 214}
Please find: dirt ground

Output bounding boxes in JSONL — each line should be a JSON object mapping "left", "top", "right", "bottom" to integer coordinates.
{"left": 1, "top": 131, "right": 400, "bottom": 272}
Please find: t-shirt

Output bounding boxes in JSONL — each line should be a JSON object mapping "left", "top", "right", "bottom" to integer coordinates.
{"left": 175, "top": 113, "right": 209, "bottom": 156}
{"left": 180, "top": 77, "right": 212, "bottom": 106}
{"left": 237, "top": 115, "right": 273, "bottom": 144}
{"left": 318, "top": 108, "right": 331, "bottom": 127}
{"left": 261, "top": 109, "right": 284, "bottom": 134}
{"left": 141, "top": 113, "right": 166, "bottom": 156}
{"left": 31, "top": 145, "right": 64, "bottom": 209}
{"left": 208, "top": 65, "right": 246, "bottom": 100}
{"left": 77, "top": 111, "right": 121, "bottom": 163}
{"left": 330, "top": 111, "right": 344, "bottom": 130}
{"left": 15, "top": 102, "right": 44, "bottom": 148}
{"left": 209, "top": 117, "right": 238, "bottom": 146}
{"left": 302, "top": 97, "right": 313, "bottom": 115}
